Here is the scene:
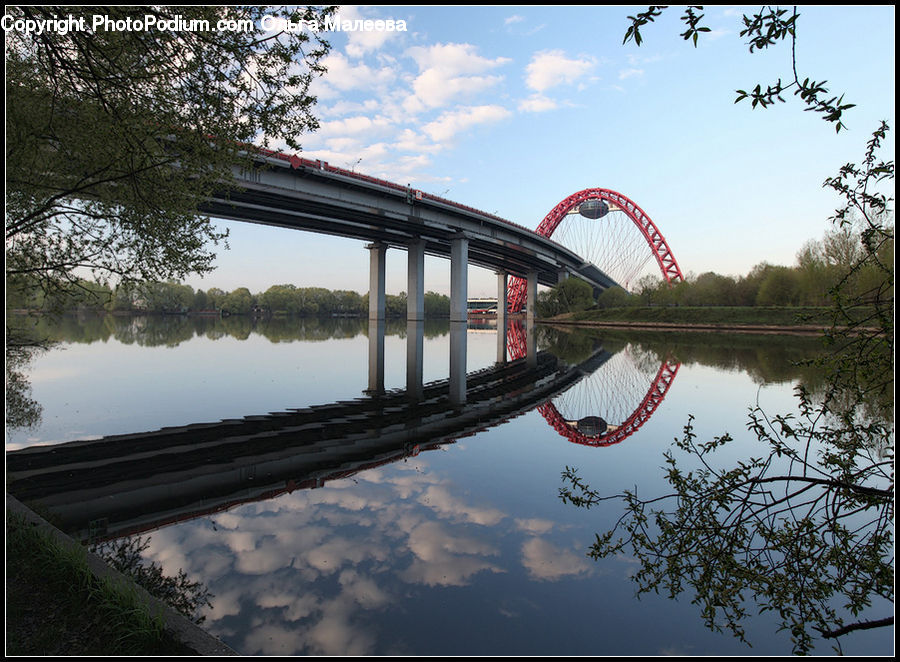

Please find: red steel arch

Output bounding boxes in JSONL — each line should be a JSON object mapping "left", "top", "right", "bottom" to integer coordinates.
{"left": 536, "top": 360, "right": 680, "bottom": 447}
{"left": 506, "top": 320, "right": 679, "bottom": 447}
{"left": 508, "top": 188, "right": 684, "bottom": 312}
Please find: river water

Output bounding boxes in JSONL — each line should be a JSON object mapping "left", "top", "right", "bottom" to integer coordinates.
{"left": 5, "top": 314, "right": 893, "bottom": 656}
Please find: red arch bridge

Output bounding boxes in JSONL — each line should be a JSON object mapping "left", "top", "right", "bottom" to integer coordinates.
{"left": 205, "top": 149, "right": 684, "bottom": 319}
{"left": 211, "top": 151, "right": 687, "bottom": 445}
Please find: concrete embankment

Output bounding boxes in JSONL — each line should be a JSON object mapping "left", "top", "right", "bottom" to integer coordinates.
{"left": 6, "top": 494, "right": 238, "bottom": 656}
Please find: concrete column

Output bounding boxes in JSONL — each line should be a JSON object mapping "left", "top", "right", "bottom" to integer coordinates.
{"left": 449, "top": 320, "right": 467, "bottom": 405}
{"left": 496, "top": 271, "right": 507, "bottom": 327}
{"left": 368, "top": 242, "right": 387, "bottom": 321}
{"left": 450, "top": 234, "right": 469, "bottom": 323}
{"left": 407, "top": 240, "right": 425, "bottom": 321}
{"left": 406, "top": 319, "right": 424, "bottom": 401}
{"left": 496, "top": 321, "right": 508, "bottom": 365}
{"left": 496, "top": 271, "right": 508, "bottom": 364}
{"left": 526, "top": 270, "right": 538, "bottom": 325}
{"left": 557, "top": 268, "right": 570, "bottom": 285}
{"left": 366, "top": 318, "right": 385, "bottom": 395}
{"left": 526, "top": 316, "right": 537, "bottom": 368}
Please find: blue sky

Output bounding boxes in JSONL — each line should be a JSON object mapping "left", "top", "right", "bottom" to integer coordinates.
{"left": 189, "top": 5, "right": 895, "bottom": 297}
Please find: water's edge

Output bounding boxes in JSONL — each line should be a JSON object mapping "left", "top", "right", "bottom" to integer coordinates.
{"left": 6, "top": 494, "right": 238, "bottom": 656}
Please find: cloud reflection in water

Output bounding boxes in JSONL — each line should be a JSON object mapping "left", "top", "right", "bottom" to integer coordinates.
{"left": 142, "top": 455, "right": 594, "bottom": 656}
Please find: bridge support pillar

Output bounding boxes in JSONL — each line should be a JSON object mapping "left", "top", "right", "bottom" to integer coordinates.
{"left": 526, "top": 317, "right": 537, "bottom": 368}
{"left": 407, "top": 240, "right": 425, "bottom": 321}
{"left": 368, "top": 242, "right": 387, "bottom": 321}
{"left": 450, "top": 234, "right": 468, "bottom": 323}
{"left": 557, "top": 268, "right": 570, "bottom": 285}
{"left": 449, "top": 320, "right": 467, "bottom": 405}
{"left": 496, "top": 271, "right": 508, "bottom": 364}
{"left": 366, "top": 318, "right": 385, "bottom": 395}
{"left": 406, "top": 320, "right": 424, "bottom": 401}
{"left": 526, "top": 270, "right": 538, "bottom": 325}
{"left": 496, "top": 271, "right": 507, "bottom": 327}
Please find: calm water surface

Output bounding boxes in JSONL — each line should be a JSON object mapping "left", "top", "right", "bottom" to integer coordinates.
{"left": 6, "top": 315, "right": 893, "bottom": 656}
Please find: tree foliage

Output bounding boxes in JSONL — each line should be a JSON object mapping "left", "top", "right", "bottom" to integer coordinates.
{"left": 5, "top": 6, "right": 334, "bottom": 305}
{"left": 8, "top": 277, "right": 457, "bottom": 320}
{"left": 626, "top": 222, "right": 893, "bottom": 310}
{"left": 596, "top": 285, "right": 633, "bottom": 309}
{"left": 4, "top": 7, "right": 334, "bottom": 428}
{"left": 91, "top": 536, "right": 213, "bottom": 624}
{"left": 561, "top": 124, "right": 894, "bottom": 654}
{"left": 5, "top": 340, "right": 45, "bottom": 431}
{"left": 623, "top": 6, "right": 855, "bottom": 131}
{"left": 818, "top": 123, "right": 895, "bottom": 414}
{"left": 537, "top": 277, "right": 596, "bottom": 317}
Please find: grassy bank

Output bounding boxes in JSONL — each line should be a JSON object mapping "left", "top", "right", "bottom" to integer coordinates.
{"left": 6, "top": 508, "right": 195, "bottom": 656}
{"left": 547, "top": 305, "right": 866, "bottom": 332}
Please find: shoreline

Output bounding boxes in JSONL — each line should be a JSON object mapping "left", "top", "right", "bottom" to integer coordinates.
{"left": 536, "top": 318, "right": 836, "bottom": 336}
{"left": 6, "top": 494, "right": 237, "bottom": 656}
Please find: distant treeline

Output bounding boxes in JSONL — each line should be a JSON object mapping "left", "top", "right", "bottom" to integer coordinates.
{"left": 6, "top": 280, "right": 453, "bottom": 318}
{"left": 8, "top": 226, "right": 892, "bottom": 318}
{"left": 8, "top": 312, "right": 456, "bottom": 349}
{"left": 616, "top": 225, "right": 893, "bottom": 308}
{"left": 539, "top": 225, "right": 894, "bottom": 316}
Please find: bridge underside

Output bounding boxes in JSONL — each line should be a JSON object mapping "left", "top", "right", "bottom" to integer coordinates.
{"left": 200, "top": 158, "right": 618, "bottom": 293}
{"left": 200, "top": 194, "right": 560, "bottom": 288}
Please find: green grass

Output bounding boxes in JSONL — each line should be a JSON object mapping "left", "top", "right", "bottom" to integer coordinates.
{"left": 5, "top": 511, "right": 193, "bottom": 656}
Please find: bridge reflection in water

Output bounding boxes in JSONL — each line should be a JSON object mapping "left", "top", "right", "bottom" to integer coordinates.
{"left": 6, "top": 321, "right": 678, "bottom": 544}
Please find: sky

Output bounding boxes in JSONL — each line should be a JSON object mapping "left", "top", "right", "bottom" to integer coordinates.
{"left": 186, "top": 5, "right": 896, "bottom": 298}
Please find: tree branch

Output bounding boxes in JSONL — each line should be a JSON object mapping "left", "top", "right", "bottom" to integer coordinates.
{"left": 819, "top": 616, "right": 894, "bottom": 639}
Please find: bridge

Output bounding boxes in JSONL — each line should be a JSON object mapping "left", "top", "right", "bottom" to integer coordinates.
{"left": 200, "top": 150, "right": 628, "bottom": 323}
{"left": 7, "top": 146, "right": 689, "bottom": 541}
{"left": 7, "top": 319, "right": 681, "bottom": 542}
{"left": 198, "top": 152, "right": 684, "bottom": 416}
{"left": 7, "top": 343, "right": 612, "bottom": 542}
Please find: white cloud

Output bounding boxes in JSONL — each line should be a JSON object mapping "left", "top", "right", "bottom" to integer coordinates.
{"left": 401, "top": 521, "right": 504, "bottom": 587}
{"left": 514, "top": 518, "right": 556, "bottom": 535}
{"left": 320, "top": 98, "right": 381, "bottom": 117}
{"left": 337, "top": 569, "right": 392, "bottom": 609}
{"left": 392, "top": 154, "right": 435, "bottom": 179}
{"left": 316, "top": 115, "right": 393, "bottom": 138}
{"left": 525, "top": 49, "right": 597, "bottom": 92}
{"left": 403, "top": 43, "right": 511, "bottom": 111}
{"left": 257, "top": 592, "right": 319, "bottom": 621}
{"left": 503, "top": 14, "right": 545, "bottom": 36}
{"left": 408, "top": 70, "right": 505, "bottom": 113}
{"left": 521, "top": 538, "right": 592, "bottom": 581}
{"left": 304, "top": 603, "right": 378, "bottom": 656}
{"left": 618, "top": 68, "right": 644, "bottom": 80}
{"left": 393, "top": 128, "right": 442, "bottom": 154}
{"left": 339, "top": 6, "right": 404, "bottom": 58}
{"left": 422, "top": 105, "right": 512, "bottom": 144}
{"left": 317, "top": 52, "right": 396, "bottom": 93}
{"left": 297, "top": 36, "right": 517, "bottom": 185}
{"left": 418, "top": 485, "right": 506, "bottom": 525}
{"left": 407, "top": 42, "right": 510, "bottom": 75}
{"left": 518, "top": 94, "right": 559, "bottom": 113}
